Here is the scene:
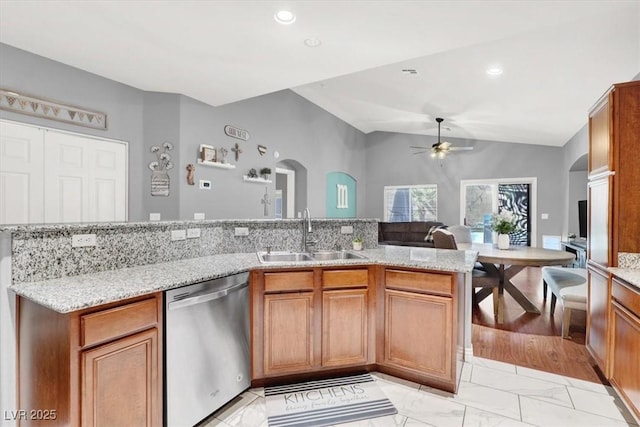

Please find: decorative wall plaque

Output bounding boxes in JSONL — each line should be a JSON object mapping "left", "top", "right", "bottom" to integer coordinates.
{"left": 149, "top": 142, "right": 174, "bottom": 196}
{"left": 224, "top": 125, "right": 250, "bottom": 141}
{"left": 0, "top": 88, "right": 108, "bottom": 130}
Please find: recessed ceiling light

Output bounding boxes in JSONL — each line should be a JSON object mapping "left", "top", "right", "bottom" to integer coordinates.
{"left": 274, "top": 10, "right": 296, "bottom": 25}
{"left": 486, "top": 66, "right": 503, "bottom": 76}
{"left": 304, "top": 37, "right": 322, "bottom": 48}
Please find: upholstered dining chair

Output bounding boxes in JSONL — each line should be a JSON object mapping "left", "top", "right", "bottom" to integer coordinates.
{"left": 432, "top": 229, "right": 499, "bottom": 314}
{"left": 447, "top": 225, "right": 473, "bottom": 243}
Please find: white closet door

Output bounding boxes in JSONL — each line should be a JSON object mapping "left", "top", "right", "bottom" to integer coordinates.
{"left": 44, "top": 131, "right": 127, "bottom": 223}
{"left": 0, "top": 121, "right": 45, "bottom": 224}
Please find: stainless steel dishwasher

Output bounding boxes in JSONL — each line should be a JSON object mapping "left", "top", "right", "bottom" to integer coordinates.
{"left": 164, "top": 272, "right": 250, "bottom": 427}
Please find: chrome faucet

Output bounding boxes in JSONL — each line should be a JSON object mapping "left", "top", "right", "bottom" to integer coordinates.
{"left": 302, "top": 208, "right": 317, "bottom": 252}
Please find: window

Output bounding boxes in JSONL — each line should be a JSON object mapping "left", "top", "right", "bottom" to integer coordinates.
{"left": 383, "top": 185, "right": 437, "bottom": 222}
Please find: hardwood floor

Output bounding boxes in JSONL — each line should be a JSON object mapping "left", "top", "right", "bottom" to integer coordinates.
{"left": 471, "top": 266, "right": 604, "bottom": 383}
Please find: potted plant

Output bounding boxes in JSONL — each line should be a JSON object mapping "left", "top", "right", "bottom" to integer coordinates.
{"left": 352, "top": 237, "right": 364, "bottom": 251}
{"left": 259, "top": 167, "right": 272, "bottom": 180}
{"left": 491, "top": 211, "right": 516, "bottom": 249}
{"left": 567, "top": 232, "right": 577, "bottom": 242}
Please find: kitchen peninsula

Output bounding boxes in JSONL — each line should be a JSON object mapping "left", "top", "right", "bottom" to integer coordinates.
{"left": 0, "top": 219, "right": 477, "bottom": 427}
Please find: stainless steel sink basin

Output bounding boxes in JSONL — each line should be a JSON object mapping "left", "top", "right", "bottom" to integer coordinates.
{"left": 257, "top": 251, "right": 313, "bottom": 263}
{"left": 311, "top": 250, "right": 367, "bottom": 261}
{"left": 256, "top": 250, "right": 367, "bottom": 263}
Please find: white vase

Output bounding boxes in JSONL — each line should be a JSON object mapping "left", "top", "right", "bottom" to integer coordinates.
{"left": 497, "top": 234, "right": 510, "bottom": 250}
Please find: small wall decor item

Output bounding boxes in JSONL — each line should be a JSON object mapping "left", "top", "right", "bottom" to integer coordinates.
{"left": 149, "top": 142, "right": 174, "bottom": 196}
{"left": 0, "top": 87, "right": 108, "bottom": 130}
{"left": 224, "top": 125, "right": 250, "bottom": 141}
{"left": 248, "top": 168, "right": 258, "bottom": 178}
{"left": 257, "top": 144, "right": 267, "bottom": 156}
{"left": 201, "top": 145, "right": 216, "bottom": 162}
{"left": 260, "top": 167, "right": 272, "bottom": 180}
{"left": 186, "top": 164, "right": 195, "bottom": 185}
{"left": 231, "top": 142, "right": 243, "bottom": 161}
{"left": 218, "top": 147, "right": 229, "bottom": 163}
{"left": 261, "top": 186, "right": 271, "bottom": 216}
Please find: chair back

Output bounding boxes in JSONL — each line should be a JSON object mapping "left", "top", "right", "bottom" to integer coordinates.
{"left": 432, "top": 229, "right": 458, "bottom": 249}
{"left": 447, "top": 225, "right": 472, "bottom": 243}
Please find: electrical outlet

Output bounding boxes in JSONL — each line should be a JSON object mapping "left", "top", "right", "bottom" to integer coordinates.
{"left": 171, "top": 230, "right": 186, "bottom": 241}
{"left": 341, "top": 226, "right": 354, "bottom": 234}
{"left": 194, "top": 212, "right": 205, "bottom": 220}
{"left": 187, "top": 228, "right": 201, "bottom": 239}
{"left": 234, "top": 227, "right": 249, "bottom": 236}
{"left": 149, "top": 213, "right": 161, "bottom": 221}
{"left": 72, "top": 234, "right": 96, "bottom": 248}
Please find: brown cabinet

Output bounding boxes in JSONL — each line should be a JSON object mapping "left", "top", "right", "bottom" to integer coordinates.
{"left": 380, "top": 268, "right": 457, "bottom": 392}
{"left": 17, "top": 293, "right": 162, "bottom": 427}
{"left": 586, "top": 266, "right": 611, "bottom": 374}
{"left": 610, "top": 278, "right": 640, "bottom": 421}
{"left": 586, "top": 81, "right": 640, "bottom": 378}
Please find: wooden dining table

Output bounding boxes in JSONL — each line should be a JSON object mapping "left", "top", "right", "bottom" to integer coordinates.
{"left": 457, "top": 243, "right": 576, "bottom": 323}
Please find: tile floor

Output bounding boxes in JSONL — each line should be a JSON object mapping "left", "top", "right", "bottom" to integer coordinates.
{"left": 202, "top": 357, "right": 639, "bottom": 427}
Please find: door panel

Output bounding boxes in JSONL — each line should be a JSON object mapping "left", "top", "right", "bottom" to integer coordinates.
{"left": 0, "top": 121, "right": 44, "bottom": 224}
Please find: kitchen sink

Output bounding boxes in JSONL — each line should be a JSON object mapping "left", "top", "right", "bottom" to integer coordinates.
{"left": 310, "top": 250, "right": 367, "bottom": 261}
{"left": 257, "top": 251, "right": 313, "bottom": 263}
{"left": 256, "top": 250, "right": 367, "bottom": 263}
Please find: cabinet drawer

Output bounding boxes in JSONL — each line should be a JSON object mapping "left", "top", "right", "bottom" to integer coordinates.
{"left": 81, "top": 298, "right": 159, "bottom": 348}
{"left": 613, "top": 278, "right": 640, "bottom": 318}
{"left": 385, "top": 269, "right": 453, "bottom": 296}
{"left": 264, "top": 271, "right": 314, "bottom": 292}
{"left": 323, "top": 269, "right": 368, "bottom": 289}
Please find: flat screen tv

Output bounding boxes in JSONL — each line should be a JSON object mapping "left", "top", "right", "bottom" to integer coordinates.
{"left": 578, "top": 200, "right": 587, "bottom": 238}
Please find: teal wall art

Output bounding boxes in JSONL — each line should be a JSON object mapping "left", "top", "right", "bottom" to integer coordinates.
{"left": 326, "top": 172, "right": 356, "bottom": 218}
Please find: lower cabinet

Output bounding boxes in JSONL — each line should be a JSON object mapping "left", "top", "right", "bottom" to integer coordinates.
{"left": 609, "top": 278, "right": 640, "bottom": 421}
{"left": 586, "top": 265, "right": 611, "bottom": 374}
{"left": 251, "top": 266, "right": 458, "bottom": 393}
{"left": 17, "top": 294, "right": 162, "bottom": 427}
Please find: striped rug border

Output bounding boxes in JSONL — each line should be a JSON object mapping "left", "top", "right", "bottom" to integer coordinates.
{"left": 265, "top": 373, "right": 373, "bottom": 396}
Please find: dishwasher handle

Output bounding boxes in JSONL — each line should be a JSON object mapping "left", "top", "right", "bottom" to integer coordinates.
{"left": 168, "top": 280, "right": 248, "bottom": 311}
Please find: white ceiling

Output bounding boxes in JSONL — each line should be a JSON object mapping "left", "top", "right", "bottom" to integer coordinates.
{"left": 1, "top": 1, "right": 638, "bottom": 146}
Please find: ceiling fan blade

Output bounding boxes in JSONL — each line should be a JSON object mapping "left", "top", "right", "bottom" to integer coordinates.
{"left": 448, "top": 146, "right": 474, "bottom": 151}
{"left": 412, "top": 150, "right": 429, "bottom": 155}
{"left": 440, "top": 141, "right": 452, "bottom": 149}
{"left": 410, "top": 146, "right": 429, "bottom": 149}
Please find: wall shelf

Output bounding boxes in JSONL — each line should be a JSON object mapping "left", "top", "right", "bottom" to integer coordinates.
{"left": 243, "top": 176, "right": 272, "bottom": 184}
{"left": 197, "top": 159, "right": 236, "bottom": 169}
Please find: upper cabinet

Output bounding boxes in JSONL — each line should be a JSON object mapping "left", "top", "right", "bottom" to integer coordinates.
{"left": 588, "top": 95, "right": 611, "bottom": 176}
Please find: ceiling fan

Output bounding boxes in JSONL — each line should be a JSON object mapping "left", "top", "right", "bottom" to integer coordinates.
{"left": 411, "top": 117, "right": 473, "bottom": 159}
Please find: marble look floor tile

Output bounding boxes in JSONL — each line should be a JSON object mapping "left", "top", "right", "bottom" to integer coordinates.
{"left": 567, "top": 386, "right": 638, "bottom": 424}
{"left": 371, "top": 371, "right": 422, "bottom": 390}
{"left": 462, "top": 406, "right": 535, "bottom": 427}
{"left": 249, "top": 387, "right": 265, "bottom": 398}
{"left": 201, "top": 418, "right": 232, "bottom": 427}
{"left": 515, "top": 365, "right": 610, "bottom": 395}
{"left": 470, "top": 365, "right": 573, "bottom": 408}
{"left": 212, "top": 391, "right": 259, "bottom": 424}
{"left": 451, "top": 381, "right": 521, "bottom": 421}
{"left": 520, "top": 396, "right": 634, "bottom": 427}
{"left": 382, "top": 383, "right": 465, "bottom": 427}
{"left": 460, "top": 362, "right": 473, "bottom": 383}
{"left": 404, "top": 416, "right": 437, "bottom": 426}
{"left": 222, "top": 396, "right": 268, "bottom": 427}
{"left": 470, "top": 357, "right": 517, "bottom": 374}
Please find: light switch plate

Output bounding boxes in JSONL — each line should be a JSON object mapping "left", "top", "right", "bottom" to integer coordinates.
{"left": 72, "top": 234, "right": 96, "bottom": 247}
{"left": 171, "top": 230, "right": 186, "bottom": 241}
{"left": 187, "top": 228, "right": 201, "bottom": 239}
{"left": 541, "top": 213, "right": 549, "bottom": 220}
{"left": 199, "top": 180, "right": 212, "bottom": 190}
{"left": 341, "top": 226, "right": 354, "bottom": 234}
{"left": 149, "top": 213, "right": 161, "bottom": 221}
{"left": 235, "top": 227, "right": 249, "bottom": 236}
{"left": 194, "top": 213, "right": 205, "bottom": 220}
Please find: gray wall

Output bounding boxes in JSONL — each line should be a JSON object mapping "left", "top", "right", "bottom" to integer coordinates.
{"left": 363, "top": 132, "right": 565, "bottom": 246}
{"left": 0, "top": 43, "right": 147, "bottom": 221}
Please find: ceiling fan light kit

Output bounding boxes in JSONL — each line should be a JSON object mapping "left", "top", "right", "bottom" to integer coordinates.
{"left": 412, "top": 117, "right": 473, "bottom": 160}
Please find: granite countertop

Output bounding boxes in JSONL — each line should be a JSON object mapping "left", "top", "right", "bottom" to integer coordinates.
{"left": 608, "top": 267, "right": 640, "bottom": 288}
{"left": 10, "top": 246, "right": 478, "bottom": 313}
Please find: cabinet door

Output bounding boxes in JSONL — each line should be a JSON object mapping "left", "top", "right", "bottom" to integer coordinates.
{"left": 588, "top": 176, "right": 612, "bottom": 268}
{"left": 589, "top": 94, "right": 611, "bottom": 175}
{"left": 610, "top": 301, "right": 640, "bottom": 420}
{"left": 384, "top": 289, "right": 453, "bottom": 381}
{"left": 81, "top": 328, "right": 159, "bottom": 427}
{"left": 263, "top": 292, "right": 315, "bottom": 375}
{"left": 322, "top": 289, "right": 368, "bottom": 367}
{"left": 586, "top": 267, "right": 610, "bottom": 374}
